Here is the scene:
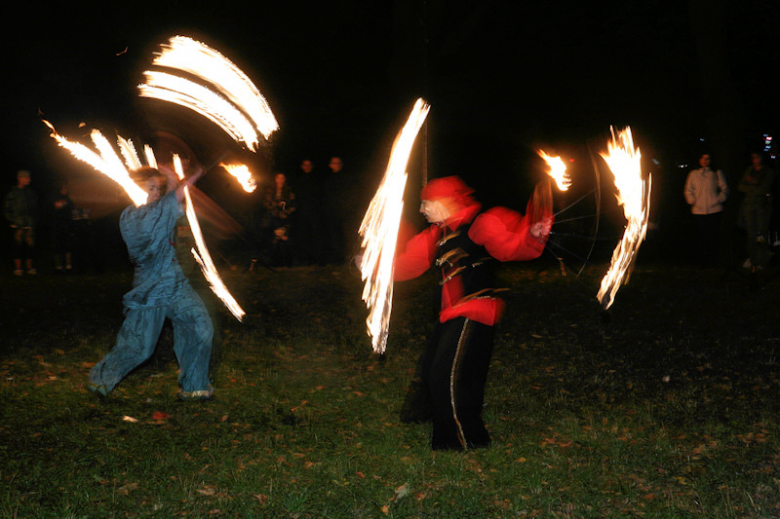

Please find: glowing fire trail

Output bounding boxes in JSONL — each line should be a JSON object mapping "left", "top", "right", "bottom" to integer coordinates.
{"left": 220, "top": 163, "right": 257, "bottom": 192}
{"left": 359, "top": 98, "right": 430, "bottom": 354}
{"left": 596, "top": 127, "right": 652, "bottom": 309}
{"left": 44, "top": 120, "right": 147, "bottom": 206}
{"left": 173, "top": 156, "right": 245, "bottom": 321}
{"left": 538, "top": 150, "right": 571, "bottom": 191}
{"left": 138, "top": 36, "right": 279, "bottom": 151}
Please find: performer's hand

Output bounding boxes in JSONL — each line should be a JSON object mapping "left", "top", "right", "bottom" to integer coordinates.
{"left": 531, "top": 216, "right": 553, "bottom": 240}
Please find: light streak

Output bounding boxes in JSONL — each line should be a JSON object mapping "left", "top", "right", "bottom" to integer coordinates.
{"left": 596, "top": 127, "right": 652, "bottom": 309}
{"left": 138, "top": 36, "right": 278, "bottom": 151}
{"left": 43, "top": 120, "right": 147, "bottom": 206}
{"left": 537, "top": 150, "right": 571, "bottom": 191}
{"left": 173, "top": 156, "right": 245, "bottom": 321}
{"left": 220, "top": 163, "right": 257, "bottom": 192}
{"left": 359, "top": 98, "right": 430, "bottom": 354}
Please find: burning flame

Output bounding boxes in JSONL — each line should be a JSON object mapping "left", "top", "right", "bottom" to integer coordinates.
{"left": 538, "top": 150, "right": 571, "bottom": 191}
{"left": 173, "top": 156, "right": 245, "bottom": 321}
{"left": 596, "top": 127, "right": 652, "bottom": 309}
{"left": 220, "top": 163, "right": 257, "bottom": 192}
{"left": 138, "top": 35, "right": 279, "bottom": 151}
{"left": 359, "top": 98, "right": 430, "bottom": 354}
{"left": 44, "top": 120, "right": 148, "bottom": 206}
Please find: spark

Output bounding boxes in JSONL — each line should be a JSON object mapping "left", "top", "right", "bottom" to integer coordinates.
{"left": 220, "top": 163, "right": 257, "bottom": 192}
{"left": 43, "top": 120, "right": 147, "bottom": 206}
{"left": 359, "top": 98, "right": 430, "bottom": 354}
{"left": 138, "top": 35, "right": 278, "bottom": 151}
{"left": 596, "top": 127, "right": 652, "bottom": 309}
{"left": 173, "top": 156, "right": 245, "bottom": 321}
{"left": 538, "top": 150, "right": 571, "bottom": 191}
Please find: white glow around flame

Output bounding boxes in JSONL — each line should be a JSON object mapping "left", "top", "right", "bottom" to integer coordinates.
{"left": 537, "top": 150, "right": 571, "bottom": 191}
{"left": 173, "top": 156, "right": 245, "bottom": 321}
{"left": 596, "top": 127, "right": 652, "bottom": 309}
{"left": 138, "top": 36, "right": 278, "bottom": 151}
{"left": 220, "top": 163, "right": 257, "bottom": 192}
{"left": 359, "top": 98, "right": 430, "bottom": 354}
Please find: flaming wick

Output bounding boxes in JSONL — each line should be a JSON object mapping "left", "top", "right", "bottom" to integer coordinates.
{"left": 220, "top": 163, "right": 257, "bottom": 193}
{"left": 596, "top": 127, "right": 652, "bottom": 309}
{"left": 537, "top": 150, "right": 571, "bottom": 191}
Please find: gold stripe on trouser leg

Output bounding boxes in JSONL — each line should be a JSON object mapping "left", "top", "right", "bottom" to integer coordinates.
{"left": 449, "top": 318, "right": 472, "bottom": 450}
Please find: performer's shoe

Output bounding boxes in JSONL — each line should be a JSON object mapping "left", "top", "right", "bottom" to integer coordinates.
{"left": 87, "top": 383, "right": 110, "bottom": 397}
{"left": 179, "top": 385, "right": 215, "bottom": 401}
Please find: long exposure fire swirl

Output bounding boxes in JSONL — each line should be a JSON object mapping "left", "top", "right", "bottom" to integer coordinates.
{"left": 359, "top": 98, "right": 431, "bottom": 354}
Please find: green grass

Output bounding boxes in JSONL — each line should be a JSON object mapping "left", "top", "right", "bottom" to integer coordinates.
{"left": 1, "top": 261, "right": 779, "bottom": 517}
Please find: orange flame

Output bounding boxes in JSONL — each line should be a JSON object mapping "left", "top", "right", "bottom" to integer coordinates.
{"left": 537, "top": 150, "right": 571, "bottom": 191}
{"left": 220, "top": 163, "right": 257, "bottom": 192}
{"left": 359, "top": 98, "right": 430, "bottom": 354}
{"left": 596, "top": 127, "right": 652, "bottom": 309}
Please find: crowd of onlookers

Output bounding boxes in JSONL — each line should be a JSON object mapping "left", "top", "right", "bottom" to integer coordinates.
{"left": 683, "top": 150, "right": 776, "bottom": 272}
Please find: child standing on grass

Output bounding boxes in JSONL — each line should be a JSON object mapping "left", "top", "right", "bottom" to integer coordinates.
{"left": 88, "top": 166, "right": 214, "bottom": 400}
{"left": 394, "top": 176, "right": 552, "bottom": 451}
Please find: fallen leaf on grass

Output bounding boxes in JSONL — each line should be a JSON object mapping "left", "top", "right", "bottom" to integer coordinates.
{"left": 122, "top": 416, "right": 139, "bottom": 423}
{"left": 254, "top": 494, "right": 268, "bottom": 504}
{"left": 197, "top": 485, "right": 218, "bottom": 496}
{"left": 117, "top": 482, "right": 139, "bottom": 495}
{"left": 151, "top": 411, "right": 170, "bottom": 422}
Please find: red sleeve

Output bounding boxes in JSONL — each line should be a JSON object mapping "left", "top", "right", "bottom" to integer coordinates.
{"left": 393, "top": 220, "right": 440, "bottom": 281}
{"left": 468, "top": 200, "right": 551, "bottom": 262}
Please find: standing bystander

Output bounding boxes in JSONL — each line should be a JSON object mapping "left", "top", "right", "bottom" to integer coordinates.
{"left": 683, "top": 153, "right": 729, "bottom": 266}
{"left": 4, "top": 170, "right": 40, "bottom": 276}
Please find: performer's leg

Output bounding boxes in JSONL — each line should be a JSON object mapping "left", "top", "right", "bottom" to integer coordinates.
{"left": 170, "top": 285, "right": 214, "bottom": 394}
{"left": 428, "top": 318, "right": 494, "bottom": 451}
{"left": 399, "top": 323, "right": 442, "bottom": 423}
{"left": 88, "top": 306, "right": 167, "bottom": 394}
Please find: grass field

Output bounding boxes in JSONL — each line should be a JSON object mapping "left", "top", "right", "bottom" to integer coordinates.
{"left": 1, "top": 259, "right": 779, "bottom": 518}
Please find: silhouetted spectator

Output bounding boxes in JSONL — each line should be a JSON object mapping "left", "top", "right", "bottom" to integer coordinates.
{"left": 738, "top": 152, "right": 775, "bottom": 271}
{"left": 261, "top": 172, "right": 296, "bottom": 267}
{"left": 4, "top": 170, "right": 40, "bottom": 276}
{"left": 51, "top": 181, "right": 75, "bottom": 273}
{"left": 290, "top": 159, "right": 326, "bottom": 265}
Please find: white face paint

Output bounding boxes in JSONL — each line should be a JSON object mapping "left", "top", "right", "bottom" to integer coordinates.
{"left": 420, "top": 199, "right": 449, "bottom": 225}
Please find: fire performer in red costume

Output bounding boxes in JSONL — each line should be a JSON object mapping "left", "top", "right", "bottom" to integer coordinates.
{"left": 395, "top": 176, "right": 552, "bottom": 450}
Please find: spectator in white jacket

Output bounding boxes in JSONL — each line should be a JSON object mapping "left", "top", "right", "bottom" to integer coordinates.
{"left": 684, "top": 153, "right": 729, "bottom": 266}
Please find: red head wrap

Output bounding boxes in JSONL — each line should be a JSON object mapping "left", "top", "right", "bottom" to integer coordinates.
{"left": 420, "top": 176, "right": 474, "bottom": 203}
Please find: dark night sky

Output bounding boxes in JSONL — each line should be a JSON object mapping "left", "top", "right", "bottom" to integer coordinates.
{"left": 2, "top": 0, "right": 778, "bottom": 210}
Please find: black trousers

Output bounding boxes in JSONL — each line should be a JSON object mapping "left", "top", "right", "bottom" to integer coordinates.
{"left": 401, "top": 317, "right": 495, "bottom": 450}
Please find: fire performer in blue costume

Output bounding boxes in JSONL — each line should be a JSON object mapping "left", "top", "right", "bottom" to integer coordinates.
{"left": 395, "top": 176, "right": 552, "bottom": 450}
{"left": 88, "top": 165, "right": 214, "bottom": 399}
